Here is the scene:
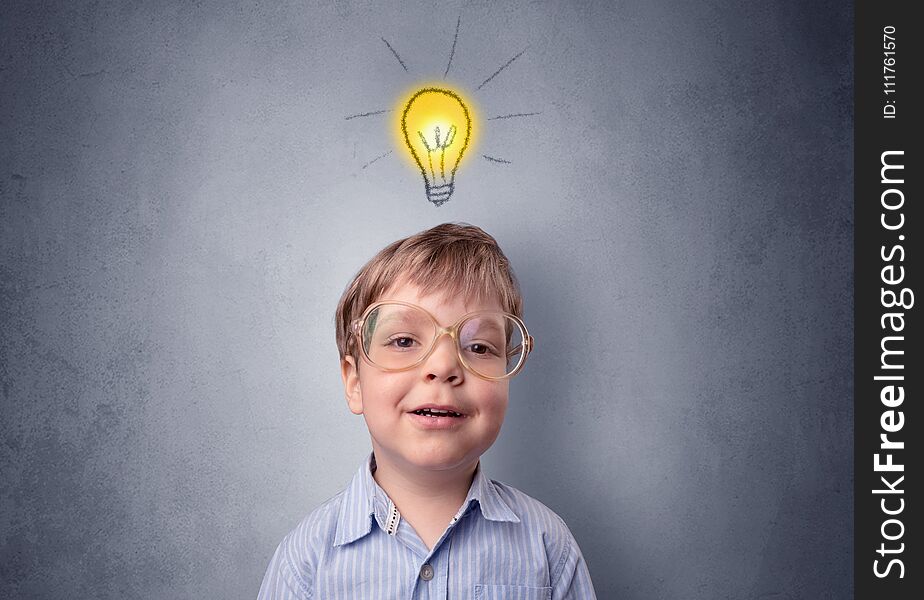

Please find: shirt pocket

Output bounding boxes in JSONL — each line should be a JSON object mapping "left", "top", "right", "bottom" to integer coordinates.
{"left": 474, "top": 584, "right": 553, "bottom": 600}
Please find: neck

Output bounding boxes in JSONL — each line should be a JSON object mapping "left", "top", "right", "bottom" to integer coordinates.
{"left": 370, "top": 449, "right": 477, "bottom": 516}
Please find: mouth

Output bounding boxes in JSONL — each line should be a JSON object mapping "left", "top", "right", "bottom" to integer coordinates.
{"left": 409, "top": 405, "right": 466, "bottom": 419}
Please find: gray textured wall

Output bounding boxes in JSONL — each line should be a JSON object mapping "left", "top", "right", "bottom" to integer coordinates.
{"left": 1, "top": 1, "right": 852, "bottom": 598}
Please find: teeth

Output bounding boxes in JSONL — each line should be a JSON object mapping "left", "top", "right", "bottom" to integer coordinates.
{"left": 413, "top": 408, "right": 462, "bottom": 417}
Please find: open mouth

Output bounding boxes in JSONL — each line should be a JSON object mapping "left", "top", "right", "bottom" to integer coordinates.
{"left": 411, "top": 408, "right": 464, "bottom": 418}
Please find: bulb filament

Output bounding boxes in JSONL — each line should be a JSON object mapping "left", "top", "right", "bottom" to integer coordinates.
{"left": 417, "top": 125, "right": 458, "bottom": 180}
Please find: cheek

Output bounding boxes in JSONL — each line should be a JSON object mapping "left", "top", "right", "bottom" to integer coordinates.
{"left": 360, "top": 371, "right": 416, "bottom": 404}
{"left": 482, "top": 390, "right": 508, "bottom": 445}
{"left": 482, "top": 385, "right": 509, "bottom": 419}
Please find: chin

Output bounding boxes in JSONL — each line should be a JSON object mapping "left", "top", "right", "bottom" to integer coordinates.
{"left": 408, "top": 447, "right": 478, "bottom": 471}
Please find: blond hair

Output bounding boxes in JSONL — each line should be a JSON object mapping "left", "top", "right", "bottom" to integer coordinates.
{"left": 335, "top": 223, "right": 523, "bottom": 361}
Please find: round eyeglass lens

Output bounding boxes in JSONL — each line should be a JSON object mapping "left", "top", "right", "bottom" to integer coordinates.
{"left": 361, "top": 304, "right": 437, "bottom": 370}
{"left": 458, "top": 313, "right": 526, "bottom": 378}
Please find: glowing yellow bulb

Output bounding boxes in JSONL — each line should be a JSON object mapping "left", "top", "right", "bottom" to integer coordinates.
{"left": 399, "top": 87, "right": 473, "bottom": 206}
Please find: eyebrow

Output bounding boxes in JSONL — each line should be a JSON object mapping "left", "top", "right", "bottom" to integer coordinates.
{"left": 373, "top": 310, "right": 430, "bottom": 329}
{"left": 464, "top": 318, "right": 505, "bottom": 334}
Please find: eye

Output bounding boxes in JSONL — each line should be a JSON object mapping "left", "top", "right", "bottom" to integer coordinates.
{"left": 385, "top": 335, "right": 419, "bottom": 349}
{"left": 465, "top": 342, "right": 500, "bottom": 357}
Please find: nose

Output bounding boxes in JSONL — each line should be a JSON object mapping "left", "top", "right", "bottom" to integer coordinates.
{"left": 423, "top": 332, "right": 464, "bottom": 383}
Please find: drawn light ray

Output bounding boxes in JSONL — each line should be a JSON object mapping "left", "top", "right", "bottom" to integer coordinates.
{"left": 381, "top": 37, "right": 409, "bottom": 72}
{"left": 476, "top": 48, "right": 527, "bottom": 91}
{"left": 487, "top": 112, "right": 540, "bottom": 121}
{"left": 444, "top": 15, "right": 461, "bottom": 78}
{"left": 345, "top": 109, "right": 393, "bottom": 121}
{"left": 361, "top": 150, "right": 394, "bottom": 170}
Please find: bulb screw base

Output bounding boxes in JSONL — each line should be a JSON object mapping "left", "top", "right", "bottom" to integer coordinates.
{"left": 426, "top": 183, "right": 454, "bottom": 207}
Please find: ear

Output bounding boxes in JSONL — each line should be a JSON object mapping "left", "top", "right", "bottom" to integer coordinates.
{"left": 341, "top": 355, "right": 364, "bottom": 415}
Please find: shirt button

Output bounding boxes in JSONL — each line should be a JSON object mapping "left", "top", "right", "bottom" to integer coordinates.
{"left": 419, "top": 563, "right": 434, "bottom": 581}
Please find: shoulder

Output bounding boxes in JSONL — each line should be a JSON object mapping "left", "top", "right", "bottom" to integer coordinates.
{"left": 491, "top": 479, "right": 573, "bottom": 533}
{"left": 488, "top": 480, "right": 597, "bottom": 594}
{"left": 261, "top": 491, "right": 346, "bottom": 597}
{"left": 488, "top": 480, "right": 583, "bottom": 577}
{"left": 279, "top": 490, "right": 345, "bottom": 563}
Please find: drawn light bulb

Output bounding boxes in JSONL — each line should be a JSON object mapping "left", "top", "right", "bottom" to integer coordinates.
{"left": 399, "top": 87, "right": 472, "bottom": 206}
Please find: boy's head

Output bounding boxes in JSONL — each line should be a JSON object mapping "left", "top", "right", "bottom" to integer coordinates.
{"left": 335, "top": 223, "right": 523, "bottom": 366}
{"left": 335, "top": 223, "right": 528, "bottom": 474}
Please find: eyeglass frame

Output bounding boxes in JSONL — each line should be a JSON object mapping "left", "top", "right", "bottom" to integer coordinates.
{"left": 350, "top": 300, "right": 535, "bottom": 381}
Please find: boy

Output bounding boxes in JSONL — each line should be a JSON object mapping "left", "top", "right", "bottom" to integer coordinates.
{"left": 258, "top": 223, "right": 596, "bottom": 599}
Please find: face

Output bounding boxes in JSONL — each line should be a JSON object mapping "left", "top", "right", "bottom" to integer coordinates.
{"left": 341, "top": 280, "right": 510, "bottom": 476}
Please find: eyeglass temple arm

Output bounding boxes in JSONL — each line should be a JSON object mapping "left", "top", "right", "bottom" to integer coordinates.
{"left": 506, "top": 335, "right": 535, "bottom": 358}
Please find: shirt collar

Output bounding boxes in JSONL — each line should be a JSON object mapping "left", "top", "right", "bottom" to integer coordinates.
{"left": 332, "top": 454, "right": 377, "bottom": 547}
{"left": 332, "top": 453, "right": 520, "bottom": 547}
{"left": 464, "top": 460, "right": 521, "bottom": 524}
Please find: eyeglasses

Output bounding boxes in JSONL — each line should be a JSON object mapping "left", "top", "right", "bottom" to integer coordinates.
{"left": 351, "top": 301, "right": 535, "bottom": 380}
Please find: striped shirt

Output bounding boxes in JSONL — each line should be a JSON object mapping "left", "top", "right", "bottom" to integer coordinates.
{"left": 257, "top": 454, "right": 597, "bottom": 599}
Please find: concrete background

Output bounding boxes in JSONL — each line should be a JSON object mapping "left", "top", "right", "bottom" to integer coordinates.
{"left": 1, "top": 0, "right": 852, "bottom": 598}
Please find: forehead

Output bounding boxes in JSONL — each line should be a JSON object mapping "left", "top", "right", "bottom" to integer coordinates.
{"left": 375, "top": 278, "right": 504, "bottom": 317}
